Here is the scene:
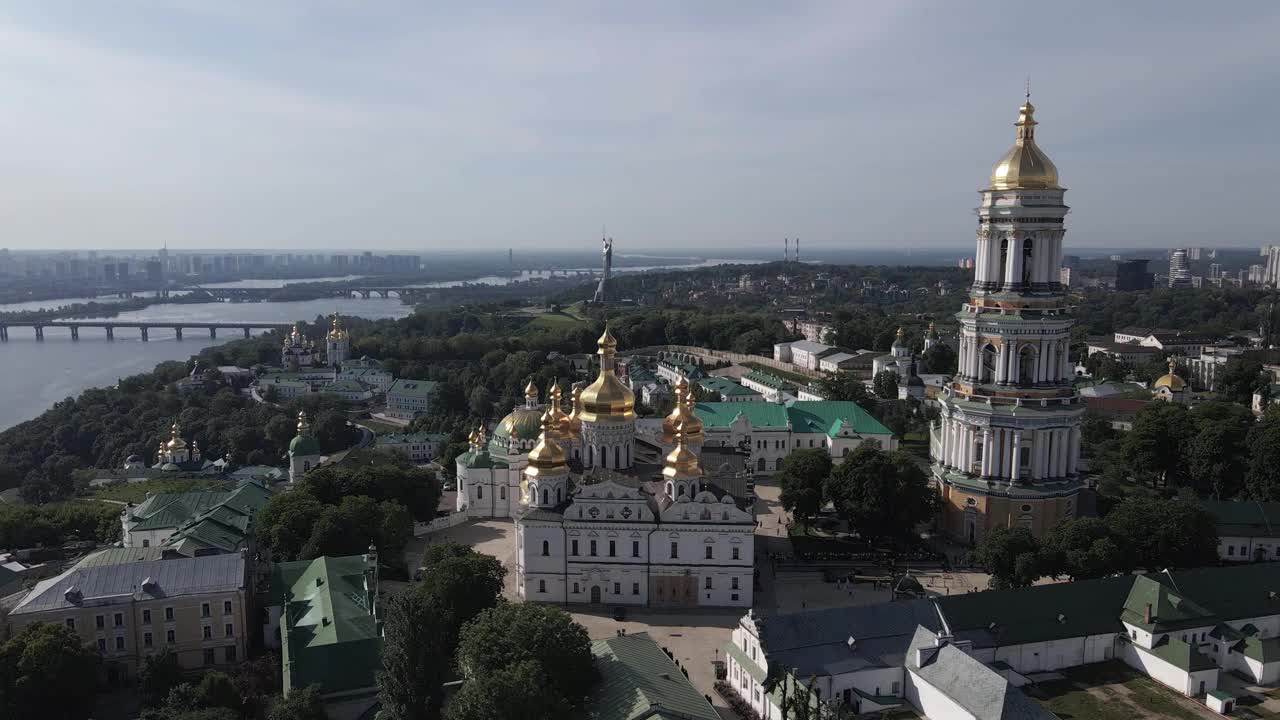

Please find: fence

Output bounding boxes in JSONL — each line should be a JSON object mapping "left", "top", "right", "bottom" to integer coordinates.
{"left": 414, "top": 512, "right": 469, "bottom": 536}
{"left": 624, "top": 345, "right": 822, "bottom": 379}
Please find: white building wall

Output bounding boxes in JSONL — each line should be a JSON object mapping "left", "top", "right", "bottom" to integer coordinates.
{"left": 1218, "top": 535, "right": 1280, "bottom": 562}
{"left": 1119, "top": 642, "right": 1218, "bottom": 697}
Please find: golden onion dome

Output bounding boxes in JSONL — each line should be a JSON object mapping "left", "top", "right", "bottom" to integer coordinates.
{"left": 524, "top": 378, "right": 540, "bottom": 402}
{"left": 1153, "top": 358, "right": 1186, "bottom": 391}
{"left": 681, "top": 390, "right": 704, "bottom": 439}
{"left": 662, "top": 423, "right": 702, "bottom": 481}
{"left": 544, "top": 381, "right": 573, "bottom": 441}
{"left": 662, "top": 377, "right": 691, "bottom": 444}
{"left": 165, "top": 422, "right": 187, "bottom": 450}
{"left": 989, "top": 99, "right": 1060, "bottom": 191}
{"left": 327, "top": 313, "right": 348, "bottom": 340}
{"left": 579, "top": 325, "right": 635, "bottom": 421}
{"left": 524, "top": 410, "right": 568, "bottom": 476}
{"left": 566, "top": 385, "right": 583, "bottom": 437}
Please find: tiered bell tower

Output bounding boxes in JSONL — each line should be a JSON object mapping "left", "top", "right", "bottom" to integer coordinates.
{"left": 931, "top": 96, "right": 1085, "bottom": 544}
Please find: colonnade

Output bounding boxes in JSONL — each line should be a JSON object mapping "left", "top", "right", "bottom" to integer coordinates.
{"left": 957, "top": 334, "right": 1072, "bottom": 385}
{"left": 937, "top": 417, "right": 1079, "bottom": 481}
{"left": 973, "top": 231, "right": 1064, "bottom": 291}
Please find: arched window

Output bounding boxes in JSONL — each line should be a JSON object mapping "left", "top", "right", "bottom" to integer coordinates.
{"left": 626, "top": 444, "right": 631, "bottom": 466}
{"left": 981, "top": 344, "right": 997, "bottom": 384}
{"left": 677, "top": 483, "right": 686, "bottom": 497}
{"left": 477, "top": 485, "right": 483, "bottom": 499}
{"left": 614, "top": 446, "right": 621, "bottom": 467}
{"left": 587, "top": 445, "right": 594, "bottom": 466}
{"left": 756, "top": 458, "right": 766, "bottom": 471}
{"left": 541, "top": 489, "right": 548, "bottom": 505}
{"left": 998, "top": 239, "right": 1009, "bottom": 285}
{"left": 1019, "top": 346, "right": 1037, "bottom": 385}
{"left": 600, "top": 445, "right": 608, "bottom": 469}
{"left": 541, "top": 540, "right": 549, "bottom": 556}
{"left": 1022, "top": 238, "right": 1034, "bottom": 287}
{"left": 665, "top": 481, "right": 674, "bottom": 497}
{"left": 303, "top": 461, "right": 310, "bottom": 471}
{"left": 775, "top": 458, "right": 784, "bottom": 471}
{"left": 556, "top": 488, "right": 562, "bottom": 503}
{"left": 499, "top": 485, "right": 507, "bottom": 500}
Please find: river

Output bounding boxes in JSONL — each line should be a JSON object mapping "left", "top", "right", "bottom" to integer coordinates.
{"left": 0, "top": 257, "right": 766, "bottom": 431}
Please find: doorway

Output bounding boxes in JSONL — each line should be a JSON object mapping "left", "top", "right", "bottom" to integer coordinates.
{"left": 590, "top": 586, "right": 602, "bottom": 604}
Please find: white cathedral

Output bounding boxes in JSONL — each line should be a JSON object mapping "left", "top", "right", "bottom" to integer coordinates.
{"left": 456, "top": 327, "right": 756, "bottom": 608}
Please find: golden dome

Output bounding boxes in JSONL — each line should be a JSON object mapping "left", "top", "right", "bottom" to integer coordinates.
{"left": 579, "top": 325, "right": 636, "bottom": 421}
{"left": 662, "top": 377, "right": 690, "bottom": 443}
{"left": 989, "top": 99, "right": 1060, "bottom": 190}
{"left": 1153, "top": 358, "right": 1186, "bottom": 391}
{"left": 327, "top": 313, "right": 348, "bottom": 340}
{"left": 545, "top": 380, "right": 573, "bottom": 441}
{"left": 681, "top": 389, "right": 704, "bottom": 439}
{"left": 525, "top": 410, "right": 568, "bottom": 476}
{"left": 662, "top": 423, "right": 702, "bottom": 481}
{"left": 524, "top": 378, "right": 540, "bottom": 401}
{"left": 566, "top": 384, "right": 583, "bottom": 437}
{"left": 165, "top": 422, "right": 187, "bottom": 450}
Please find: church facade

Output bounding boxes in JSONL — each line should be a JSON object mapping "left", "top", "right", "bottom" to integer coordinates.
{"left": 930, "top": 97, "right": 1085, "bottom": 543}
{"left": 456, "top": 328, "right": 755, "bottom": 608}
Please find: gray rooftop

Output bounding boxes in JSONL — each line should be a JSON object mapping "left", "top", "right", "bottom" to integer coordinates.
{"left": 909, "top": 632, "right": 1055, "bottom": 720}
{"left": 784, "top": 340, "right": 833, "bottom": 355}
{"left": 11, "top": 553, "right": 245, "bottom": 615}
{"left": 757, "top": 599, "right": 943, "bottom": 677}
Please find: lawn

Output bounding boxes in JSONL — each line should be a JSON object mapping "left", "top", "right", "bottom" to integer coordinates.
{"left": 91, "top": 477, "right": 227, "bottom": 503}
{"left": 528, "top": 310, "right": 588, "bottom": 330}
{"left": 1028, "top": 662, "right": 1207, "bottom": 720}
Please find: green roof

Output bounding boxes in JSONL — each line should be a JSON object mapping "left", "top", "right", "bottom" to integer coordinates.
{"left": 1242, "top": 635, "right": 1280, "bottom": 663}
{"left": 742, "top": 370, "right": 794, "bottom": 391}
{"left": 1200, "top": 499, "right": 1280, "bottom": 539}
{"left": 290, "top": 432, "right": 322, "bottom": 456}
{"left": 1143, "top": 636, "right": 1217, "bottom": 672}
{"left": 1121, "top": 575, "right": 1216, "bottom": 632}
{"left": 493, "top": 406, "right": 543, "bottom": 441}
{"left": 692, "top": 400, "right": 893, "bottom": 438}
{"left": 276, "top": 555, "right": 382, "bottom": 696}
{"left": 580, "top": 633, "right": 718, "bottom": 720}
{"left": 938, "top": 575, "right": 1136, "bottom": 647}
{"left": 388, "top": 378, "right": 439, "bottom": 398}
{"left": 0, "top": 564, "right": 20, "bottom": 595}
{"left": 458, "top": 448, "right": 508, "bottom": 469}
{"left": 722, "top": 642, "right": 766, "bottom": 683}
{"left": 377, "top": 432, "right": 447, "bottom": 444}
{"left": 698, "top": 377, "right": 760, "bottom": 397}
{"left": 131, "top": 490, "right": 237, "bottom": 530}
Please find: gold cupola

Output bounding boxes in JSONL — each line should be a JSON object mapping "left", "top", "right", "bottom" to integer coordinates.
{"left": 524, "top": 378, "right": 540, "bottom": 408}
{"left": 578, "top": 325, "right": 636, "bottom": 422}
{"left": 566, "top": 384, "right": 583, "bottom": 438}
{"left": 327, "top": 313, "right": 348, "bottom": 340}
{"left": 662, "top": 375, "right": 691, "bottom": 444}
{"left": 662, "top": 422, "right": 702, "bottom": 481}
{"left": 989, "top": 98, "right": 1060, "bottom": 190}
{"left": 165, "top": 422, "right": 187, "bottom": 450}
{"left": 545, "top": 380, "right": 573, "bottom": 442}
{"left": 524, "top": 410, "right": 569, "bottom": 477}
{"left": 1153, "top": 357, "right": 1186, "bottom": 391}
{"left": 681, "top": 388, "right": 704, "bottom": 441}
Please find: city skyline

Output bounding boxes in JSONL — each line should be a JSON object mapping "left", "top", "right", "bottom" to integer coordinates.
{"left": 0, "top": 1, "right": 1276, "bottom": 252}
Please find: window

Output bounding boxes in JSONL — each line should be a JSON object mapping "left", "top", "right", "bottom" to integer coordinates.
{"left": 633, "top": 583, "right": 640, "bottom": 595}
{"left": 224, "top": 646, "right": 237, "bottom": 663}
{"left": 732, "top": 577, "right": 740, "bottom": 590}
{"left": 499, "top": 485, "right": 506, "bottom": 500}
{"left": 732, "top": 593, "right": 739, "bottom": 601}
{"left": 541, "top": 540, "right": 549, "bottom": 557}
{"left": 66, "top": 618, "right": 75, "bottom": 630}
{"left": 165, "top": 607, "right": 174, "bottom": 622}
{"left": 97, "top": 638, "right": 107, "bottom": 652}
{"left": 705, "top": 546, "right": 713, "bottom": 560}
{"left": 670, "top": 542, "right": 679, "bottom": 559}
{"left": 167, "top": 630, "right": 176, "bottom": 645}
{"left": 632, "top": 541, "right": 640, "bottom": 557}
{"left": 537, "top": 580, "right": 546, "bottom": 593}
{"left": 892, "top": 680, "right": 900, "bottom": 695}
{"left": 96, "top": 615, "right": 105, "bottom": 630}
{"left": 115, "top": 636, "right": 125, "bottom": 651}
{"left": 1228, "top": 546, "right": 1235, "bottom": 556}
{"left": 142, "top": 539, "right": 150, "bottom": 547}
{"left": 573, "top": 583, "right": 579, "bottom": 594}
{"left": 203, "top": 648, "right": 216, "bottom": 666}
{"left": 477, "top": 485, "right": 483, "bottom": 499}
{"left": 613, "top": 582, "right": 620, "bottom": 595}
{"left": 223, "top": 600, "right": 232, "bottom": 615}
{"left": 590, "top": 540, "right": 598, "bottom": 557}
{"left": 705, "top": 576, "right": 713, "bottom": 589}
{"left": 201, "top": 602, "right": 210, "bottom": 618}
{"left": 571, "top": 539, "right": 579, "bottom": 556}
{"left": 605, "top": 540, "right": 614, "bottom": 557}
{"left": 143, "top": 609, "right": 152, "bottom": 624}
{"left": 732, "top": 547, "right": 740, "bottom": 561}
{"left": 224, "top": 624, "right": 234, "bottom": 638}
{"left": 114, "top": 612, "right": 124, "bottom": 628}
{"left": 203, "top": 626, "right": 213, "bottom": 640}
{"left": 144, "top": 632, "right": 153, "bottom": 649}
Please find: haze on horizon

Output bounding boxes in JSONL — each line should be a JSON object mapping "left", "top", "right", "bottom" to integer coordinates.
{"left": 0, "top": 1, "right": 1275, "bottom": 253}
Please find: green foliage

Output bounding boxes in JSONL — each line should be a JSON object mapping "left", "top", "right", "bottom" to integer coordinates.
{"left": 0, "top": 500, "right": 121, "bottom": 548}
{"left": 141, "top": 649, "right": 184, "bottom": 707}
{"left": 267, "top": 686, "right": 329, "bottom": 720}
{"left": 971, "top": 526, "right": 1043, "bottom": 589}
{"left": 297, "top": 460, "right": 441, "bottom": 521}
{"left": 1039, "top": 518, "right": 1124, "bottom": 580}
{"left": 456, "top": 603, "right": 596, "bottom": 708}
{"left": 378, "top": 592, "right": 455, "bottom": 720}
{"left": 921, "top": 342, "right": 957, "bottom": 375}
{"left": 824, "top": 445, "right": 937, "bottom": 544}
{"left": 256, "top": 492, "right": 328, "bottom": 560}
{"left": 1216, "top": 358, "right": 1270, "bottom": 406}
{"left": 777, "top": 449, "right": 834, "bottom": 529}
{"left": 1083, "top": 353, "right": 1127, "bottom": 382}
{"left": 1121, "top": 403, "right": 1193, "bottom": 488}
{"left": 1246, "top": 406, "right": 1280, "bottom": 500}
{"left": 1102, "top": 497, "right": 1219, "bottom": 570}
{"left": 419, "top": 543, "right": 508, "bottom": 638}
{"left": 92, "top": 477, "right": 224, "bottom": 504}
{"left": 872, "top": 370, "right": 899, "bottom": 400}
{"left": 812, "top": 372, "right": 875, "bottom": 411}
{"left": 444, "top": 661, "right": 571, "bottom": 720}
{"left": 0, "top": 622, "right": 99, "bottom": 720}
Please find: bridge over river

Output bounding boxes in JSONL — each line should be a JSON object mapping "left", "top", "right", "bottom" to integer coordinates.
{"left": 0, "top": 321, "right": 293, "bottom": 341}
{"left": 187, "top": 286, "right": 434, "bottom": 301}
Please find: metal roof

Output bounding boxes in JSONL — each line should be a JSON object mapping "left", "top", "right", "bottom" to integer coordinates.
{"left": 11, "top": 553, "right": 245, "bottom": 615}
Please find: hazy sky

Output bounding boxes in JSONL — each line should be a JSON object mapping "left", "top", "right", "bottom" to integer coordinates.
{"left": 0, "top": 1, "right": 1276, "bottom": 252}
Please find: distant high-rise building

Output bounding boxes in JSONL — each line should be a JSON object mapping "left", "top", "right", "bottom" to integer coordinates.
{"left": 145, "top": 260, "right": 162, "bottom": 283}
{"left": 1262, "top": 245, "right": 1280, "bottom": 287}
{"left": 1187, "top": 247, "right": 1202, "bottom": 261}
{"left": 1115, "top": 259, "right": 1154, "bottom": 291}
{"left": 1250, "top": 263, "right": 1267, "bottom": 285}
{"left": 1208, "top": 263, "right": 1222, "bottom": 279}
{"left": 1168, "top": 249, "right": 1192, "bottom": 288}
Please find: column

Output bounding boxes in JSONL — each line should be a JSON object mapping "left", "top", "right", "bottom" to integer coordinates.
{"left": 980, "top": 428, "right": 992, "bottom": 476}
{"left": 1006, "top": 342, "right": 1017, "bottom": 385}
{"left": 1061, "top": 341, "right": 1072, "bottom": 382}
{"left": 1038, "top": 236, "right": 1051, "bottom": 285}
{"left": 975, "top": 240, "right": 987, "bottom": 286}
{"left": 1010, "top": 430, "right": 1022, "bottom": 482}
{"left": 1047, "top": 343, "right": 1058, "bottom": 383}
{"left": 1067, "top": 427, "right": 1081, "bottom": 476}
{"left": 1011, "top": 239, "right": 1025, "bottom": 290}
{"left": 999, "top": 429, "right": 1011, "bottom": 478}
{"left": 1054, "top": 429, "right": 1068, "bottom": 477}
{"left": 1003, "top": 237, "right": 1018, "bottom": 290}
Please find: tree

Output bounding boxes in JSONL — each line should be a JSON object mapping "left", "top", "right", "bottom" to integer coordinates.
{"left": 971, "top": 526, "right": 1042, "bottom": 589}
{"left": 777, "top": 449, "right": 833, "bottom": 530}
{"left": 1216, "top": 358, "right": 1268, "bottom": 406}
{"left": 813, "top": 372, "right": 875, "bottom": 411}
{"left": 267, "top": 686, "right": 329, "bottom": 720}
{"left": 872, "top": 370, "right": 899, "bottom": 400}
{"left": 1186, "top": 423, "right": 1246, "bottom": 499}
{"left": 419, "top": 543, "right": 508, "bottom": 638}
{"left": 1246, "top": 408, "right": 1280, "bottom": 501}
{"left": 825, "top": 446, "right": 937, "bottom": 544}
{"left": 456, "top": 604, "right": 596, "bottom": 707}
{"left": 378, "top": 592, "right": 455, "bottom": 720}
{"left": 1040, "top": 518, "right": 1123, "bottom": 580}
{"left": 444, "top": 661, "right": 571, "bottom": 720}
{"left": 1103, "top": 497, "right": 1218, "bottom": 570}
{"left": 141, "top": 649, "right": 185, "bottom": 707}
{"left": 1084, "top": 352, "right": 1126, "bottom": 382}
{"left": 1122, "top": 403, "right": 1192, "bottom": 488}
{"left": 0, "top": 623, "right": 99, "bottom": 720}
{"left": 468, "top": 386, "right": 494, "bottom": 419}
{"left": 921, "top": 342, "right": 957, "bottom": 375}
{"left": 257, "top": 492, "right": 327, "bottom": 560}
